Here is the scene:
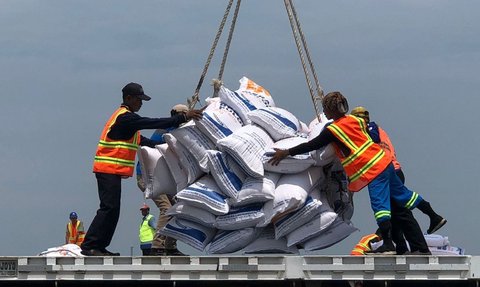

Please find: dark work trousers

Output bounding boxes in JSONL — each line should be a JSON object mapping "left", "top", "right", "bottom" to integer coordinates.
{"left": 81, "top": 172, "right": 122, "bottom": 251}
{"left": 391, "top": 169, "right": 429, "bottom": 253}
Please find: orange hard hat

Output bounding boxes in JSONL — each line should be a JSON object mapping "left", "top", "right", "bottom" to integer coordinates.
{"left": 140, "top": 203, "right": 150, "bottom": 210}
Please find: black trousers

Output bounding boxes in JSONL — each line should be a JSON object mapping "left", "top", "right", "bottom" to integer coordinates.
{"left": 390, "top": 169, "right": 429, "bottom": 253}
{"left": 81, "top": 173, "right": 122, "bottom": 251}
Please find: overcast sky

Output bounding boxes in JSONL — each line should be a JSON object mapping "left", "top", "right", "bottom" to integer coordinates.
{"left": 1, "top": 0, "right": 479, "bottom": 256}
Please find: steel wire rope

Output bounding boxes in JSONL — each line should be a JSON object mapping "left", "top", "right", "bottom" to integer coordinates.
{"left": 284, "top": 0, "right": 323, "bottom": 120}
{"left": 188, "top": 0, "right": 234, "bottom": 109}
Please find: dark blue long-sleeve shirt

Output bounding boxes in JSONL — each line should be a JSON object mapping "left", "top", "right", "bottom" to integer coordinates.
{"left": 107, "top": 105, "right": 187, "bottom": 148}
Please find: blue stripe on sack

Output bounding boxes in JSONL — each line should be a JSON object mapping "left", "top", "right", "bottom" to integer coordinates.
{"left": 220, "top": 103, "right": 244, "bottom": 124}
{"left": 185, "top": 187, "right": 227, "bottom": 202}
{"left": 203, "top": 113, "right": 233, "bottom": 137}
{"left": 233, "top": 91, "right": 256, "bottom": 111}
{"left": 228, "top": 203, "right": 264, "bottom": 215}
{"left": 260, "top": 108, "right": 297, "bottom": 130}
{"left": 216, "top": 153, "right": 242, "bottom": 191}
{"left": 275, "top": 196, "right": 314, "bottom": 226}
{"left": 165, "top": 223, "right": 207, "bottom": 242}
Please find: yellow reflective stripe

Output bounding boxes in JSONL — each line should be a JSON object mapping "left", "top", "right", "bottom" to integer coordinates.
{"left": 349, "top": 149, "right": 386, "bottom": 182}
{"left": 94, "top": 156, "right": 136, "bottom": 167}
{"left": 405, "top": 192, "right": 419, "bottom": 209}
{"left": 352, "top": 115, "right": 371, "bottom": 139}
{"left": 375, "top": 210, "right": 391, "bottom": 220}
{"left": 329, "top": 123, "right": 358, "bottom": 151}
{"left": 98, "top": 140, "right": 139, "bottom": 150}
{"left": 342, "top": 141, "right": 374, "bottom": 166}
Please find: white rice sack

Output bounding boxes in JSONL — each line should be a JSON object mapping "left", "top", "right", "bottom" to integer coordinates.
{"left": 206, "top": 150, "right": 246, "bottom": 199}
{"left": 219, "top": 85, "right": 267, "bottom": 125}
{"left": 261, "top": 167, "right": 325, "bottom": 227}
{"left": 160, "top": 217, "right": 215, "bottom": 251}
{"left": 303, "top": 218, "right": 359, "bottom": 251}
{"left": 215, "top": 203, "right": 265, "bottom": 230}
{"left": 247, "top": 107, "right": 301, "bottom": 141}
{"left": 298, "top": 121, "right": 310, "bottom": 136}
{"left": 176, "top": 175, "right": 229, "bottom": 215}
{"left": 233, "top": 172, "right": 280, "bottom": 207}
{"left": 263, "top": 136, "right": 315, "bottom": 174}
{"left": 273, "top": 191, "right": 324, "bottom": 239}
{"left": 170, "top": 121, "right": 216, "bottom": 172}
{"left": 156, "top": 143, "right": 188, "bottom": 192}
{"left": 424, "top": 234, "right": 450, "bottom": 247}
{"left": 163, "top": 133, "right": 204, "bottom": 184}
{"left": 308, "top": 116, "right": 336, "bottom": 167}
{"left": 237, "top": 76, "right": 275, "bottom": 107}
{"left": 217, "top": 124, "right": 274, "bottom": 178}
{"left": 285, "top": 210, "right": 338, "bottom": 247}
{"left": 38, "top": 244, "right": 84, "bottom": 257}
{"left": 138, "top": 146, "right": 176, "bottom": 198}
{"left": 429, "top": 246, "right": 465, "bottom": 256}
{"left": 196, "top": 97, "right": 244, "bottom": 142}
{"left": 242, "top": 226, "right": 298, "bottom": 254}
{"left": 166, "top": 201, "right": 216, "bottom": 228}
{"left": 208, "top": 228, "right": 258, "bottom": 254}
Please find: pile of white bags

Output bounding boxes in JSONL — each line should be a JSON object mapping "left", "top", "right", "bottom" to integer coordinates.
{"left": 138, "top": 76, "right": 357, "bottom": 254}
{"left": 370, "top": 234, "right": 464, "bottom": 255}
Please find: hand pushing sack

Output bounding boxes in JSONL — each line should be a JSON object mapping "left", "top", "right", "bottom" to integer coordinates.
{"left": 186, "top": 108, "right": 204, "bottom": 121}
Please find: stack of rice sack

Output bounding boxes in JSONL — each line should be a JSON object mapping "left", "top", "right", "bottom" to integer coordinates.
{"left": 424, "top": 234, "right": 465, "bottom": 255}
{"left": 137, "top": 77, "right": 358, "bottom": 254}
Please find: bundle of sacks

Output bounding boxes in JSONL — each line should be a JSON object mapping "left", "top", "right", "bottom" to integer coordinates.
{"left": 137, "top": 77, "right": 358, "bottom": 254}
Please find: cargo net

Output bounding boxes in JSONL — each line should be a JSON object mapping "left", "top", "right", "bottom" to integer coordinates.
{"left": 137, "top": 77, "right": 357, "bottom": 254}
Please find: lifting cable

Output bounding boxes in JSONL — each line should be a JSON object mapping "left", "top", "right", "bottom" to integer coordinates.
{"left": 284, "top": 0, "right": 324, "bottom": 120}
{"left": 188, "top": 0, "right": 235, "bottom": 109}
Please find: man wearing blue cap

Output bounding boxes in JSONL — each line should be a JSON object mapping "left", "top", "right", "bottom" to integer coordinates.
{"left": 65, "top": 212, "right": 85, "bottom": 246}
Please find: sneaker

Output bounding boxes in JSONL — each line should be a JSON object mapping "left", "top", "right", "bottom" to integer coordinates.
{"left": 427, "top": 216, "right": 447, "bottom": 234}
{"left": 166, "top": 249, "right": 186, "bottom": 256}
{"left": 81, "top": 249, "right": 107, "bottom": 256}
{"left": 101, "top": 249, "right": 120, "bottom": 256}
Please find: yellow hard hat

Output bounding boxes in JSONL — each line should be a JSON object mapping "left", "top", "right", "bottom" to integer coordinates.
{"left": 351, "top": 106, "right": 369, "bottom": 120}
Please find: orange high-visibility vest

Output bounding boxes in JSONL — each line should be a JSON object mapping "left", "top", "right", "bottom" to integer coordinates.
{"left": 93, "top": 106, "right": 141, "bottom": 177}
{"left": 67, "top": 220, "right": 85, "bottom": 245}
{"left": 351, "top": 233, "right": 381, "bottom": 255}
{"left": 327, "top": 115, "right": 391, "bottom": 192}
{"left": 378, "top": 127, "right": 401, "bottom": 171}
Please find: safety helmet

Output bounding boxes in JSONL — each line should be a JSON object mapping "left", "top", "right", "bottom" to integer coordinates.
{"left": 351, "top": 106, "right": 370, "bottom": 121}
{"left": 140, "top": 203, "right": 150, "bottom": 210}
{"left": 69, "top": 212, "right": 78, "bottom": 219}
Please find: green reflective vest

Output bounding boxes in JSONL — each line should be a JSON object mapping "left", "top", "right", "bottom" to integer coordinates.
{"left": 139, "top": 214, "right": 155, "bottom": 243}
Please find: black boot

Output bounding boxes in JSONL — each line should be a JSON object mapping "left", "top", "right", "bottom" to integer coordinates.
{"left": 416, "top": 200, "right": 447, "bottom": 234}
{"left": 372, "top": 220, "right": 396, "bottom": 255}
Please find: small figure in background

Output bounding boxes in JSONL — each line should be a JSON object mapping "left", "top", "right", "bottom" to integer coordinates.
{"left": 65, "top": 212, "right": 85, "bottom": 246}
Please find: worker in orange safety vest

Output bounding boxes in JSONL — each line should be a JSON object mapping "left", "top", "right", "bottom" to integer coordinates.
{"left": 65, "top": 212, "right": 85, "bottom": 246}
{"left": 80, "top": 82, "right": 203, "bottom": 257}
{"left": 269, "top": 91, "right": 446, "bottom": 254}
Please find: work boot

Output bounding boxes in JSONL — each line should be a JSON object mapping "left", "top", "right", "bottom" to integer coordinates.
{"left": 81, "top": 249, "right": 107, "bottom": 256}
{"left": 427, "top": 215, "right": 447, "bottom": 234}
{"left": 371, "top": 220, "right": 396, "bottom": 255}
{"left": 101, "top": 249, "right": 120, "bottom": 256}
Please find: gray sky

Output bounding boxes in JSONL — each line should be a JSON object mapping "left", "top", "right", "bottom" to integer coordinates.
{"left": 1, "top": 0, "right": 479, "bottom": 256}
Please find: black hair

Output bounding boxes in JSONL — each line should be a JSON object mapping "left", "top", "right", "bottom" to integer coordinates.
{"left": 322, "top": 91, "right": 349, "bottom": 115}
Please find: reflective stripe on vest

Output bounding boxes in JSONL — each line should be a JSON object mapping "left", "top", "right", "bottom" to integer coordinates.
{"left": 93, "top": 107, "right": 141, "bottom": 177}
{"left": 350, "top": 233, "right": 380, "bottom": 255}
{"left": 67, "top": 221, "right": 85, "bottom": 245}
{"left": 139, "top": 214, "right": 155, "bottom": 243}
{"left": 378, "top": 127, "right": 401, "bottom": 170}
{"left": 327, "top": 115, "right": 391, "bottom": 192}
